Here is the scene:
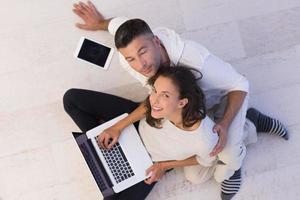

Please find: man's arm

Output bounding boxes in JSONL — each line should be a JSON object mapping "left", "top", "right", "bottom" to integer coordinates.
{"left": 210, "top": 90, "right": 247, "bottom": 156}
{"left": 219, "top": 91, "right": 247, "bottom": 128}
{"left": 73, "top": 1, "right": 111, "bottom": 30}
{"left": 144, "top": 156, "right": 199, "bottom": 185}
{"left": 98, "top": 102, "right": 147, "bottom": 149}
{"left": 73, "top": 2, "right": 141, "bottom": 148}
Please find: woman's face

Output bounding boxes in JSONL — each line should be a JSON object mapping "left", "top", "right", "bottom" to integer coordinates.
{"left": 149, "top": 76, "right": 187, "bottom": 119}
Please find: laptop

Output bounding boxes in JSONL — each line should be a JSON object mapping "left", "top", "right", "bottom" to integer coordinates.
{"left": 72, "top": 113, "right": 153, "bottom": 198}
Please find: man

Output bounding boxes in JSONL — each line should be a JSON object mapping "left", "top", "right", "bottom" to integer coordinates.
{"left": 64, "top": 1, "right": 288, "bottom": 199}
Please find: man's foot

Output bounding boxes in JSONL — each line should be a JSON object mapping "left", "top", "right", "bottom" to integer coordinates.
{"left": 220, "top": 168, "right": 242, "bottom": 200}
{"left": 246, "top": 108, "right": 289, "bottom": 140}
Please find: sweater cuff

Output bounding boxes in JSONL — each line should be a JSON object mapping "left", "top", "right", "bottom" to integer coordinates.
{"left": 108, "top": 17, "right": 129, "bottom": 36}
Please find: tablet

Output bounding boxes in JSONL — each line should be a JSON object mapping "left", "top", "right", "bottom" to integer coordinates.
{"left": 74, "top": 37, "right": 114, "bottom": 70}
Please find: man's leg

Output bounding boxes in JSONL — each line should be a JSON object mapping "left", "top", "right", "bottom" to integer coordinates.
{"left": 246, "top": 108, "right": 289, "bottom": 140}
{"left": 209, "top": 96, "right": 249, "bottom": 200}
{"left": 63, "top": 88, "right": 139, "bottom": 132}
{"left": 220, "top": 168, "right": 242, "bottom": 200}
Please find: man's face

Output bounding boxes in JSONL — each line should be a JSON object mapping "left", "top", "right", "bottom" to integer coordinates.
{"left": 118, "top": 34, "right": 162, "bottom": 78}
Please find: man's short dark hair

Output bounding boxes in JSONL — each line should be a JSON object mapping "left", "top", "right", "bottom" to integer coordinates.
{"left": 114, "top": 19, "right": 154, "bottom": 49}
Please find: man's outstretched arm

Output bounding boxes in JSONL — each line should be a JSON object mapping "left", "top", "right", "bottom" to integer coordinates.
{"left": 73, "top": 1, "right": 111, "bottom": 30}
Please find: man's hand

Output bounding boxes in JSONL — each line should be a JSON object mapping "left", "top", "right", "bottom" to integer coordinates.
{"left": 144, "top": 163, "right": 166, "bottom": 185}
{"left": 97, "top": 125, "right": 121, "bottom": 149}
{"left": 72, "top": 1, "right": 110, "bottom": 30}
{"left": 210, "top": 121, "right": 229, "bottom": 157}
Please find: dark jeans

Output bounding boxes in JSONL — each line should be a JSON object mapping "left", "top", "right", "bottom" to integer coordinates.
{"left": 63, "top": 88, "right": 155, "bottom": 200}
{"left": 63, "top": 88, "right": 140, "bottom": 132}
{"left": 104, "top": 181, "right": 157, "bottom": 200}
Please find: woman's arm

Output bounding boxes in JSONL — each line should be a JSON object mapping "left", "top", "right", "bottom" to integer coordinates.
{"left": 144, "top": 155, "right": 198, "bottom": 185}
{"left": 161, "top": 155, "right": 198, "bottom": 170}
{"left": 98, "top": 102, "right": 147, "bottom": 149}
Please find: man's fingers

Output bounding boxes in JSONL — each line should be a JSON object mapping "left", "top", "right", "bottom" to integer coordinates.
{"left": 210, "top": 150, "right": 217, "bottom": 157}
{"left": 217, "top": 132, "right": 226, "bottom": 148}
{"left": 75, "top": 23, "right": 90, "bottom": 30}
{"left": 210, "top": 147, "right": 220, "bottom": 157}
{"left": 211, "top": 137, "right": 226, "bottom": 156}
{"left": 210, "top": 141, "right": 221, "bottom": 156}
{"left": 73, "top": 4, "right": 88, "bottom": 15}
{"left": 73, "top": 8, "right": 90, "bottom": 23}
{"left": 79, "top": 2, "right": 92, "bottom": 14}
{"left": 73, "top": 8, "right": 85, "bottom": 17}
{"left": 88, "top": 1, "right": 97, "bottom": 12}
{"left": 215, "top": 147, "right": 222, "bottom": 154}
{"left": 73, "top": 3, "right": 80, "bottom": 9}
{"left": 209, "top": 149, "right": 216, "bottom": 157}
{"left": 212, "top": 125, "right": 219, "bottom": 133}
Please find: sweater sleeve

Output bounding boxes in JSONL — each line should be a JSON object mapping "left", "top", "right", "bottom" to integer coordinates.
{"left": 199, "top": 54, "right": 249, "bottom": 93}
{"left": 108, "top": 17, "right": 129, "bottom": 36}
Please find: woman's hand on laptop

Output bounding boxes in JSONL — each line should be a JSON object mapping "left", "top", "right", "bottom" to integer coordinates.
{"left": 144, "top": 162, "right": 166, "bottom": 185}
{"left": 97, "top": 125, "right": 121, "bottom": 149}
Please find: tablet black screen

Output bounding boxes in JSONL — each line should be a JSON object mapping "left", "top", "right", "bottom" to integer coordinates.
{"left": 78, "top": 38, "right": 111, "bottom": 67}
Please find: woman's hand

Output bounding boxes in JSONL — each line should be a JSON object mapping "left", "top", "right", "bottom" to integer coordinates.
{"left": 144, "top": 162, "right": 166, "bottom": 185}
{"left": 97, "top": 125, "right": 121, "bottom": 149}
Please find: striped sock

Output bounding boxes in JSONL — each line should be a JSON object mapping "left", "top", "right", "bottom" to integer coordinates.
{"left": 221, "top": 168, "right": 242, "bottom": 200}
{"left": 246, "top": 108, "right": 289, "bottom": 140}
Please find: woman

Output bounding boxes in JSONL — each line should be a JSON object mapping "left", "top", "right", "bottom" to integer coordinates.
{"left": 139, "top": 66, "right": 243, "bottom": 200}
{"left": 103, "top": 66, "right": 242, "bottom": 200}
{"left": 140, "top": 66, "right": 219, "bottom": 186}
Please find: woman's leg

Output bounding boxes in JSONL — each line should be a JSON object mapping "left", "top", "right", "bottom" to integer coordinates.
{"left": 64, "top": 89, "right": 151, "bottom": 199}
{"left": 104, "top": 180, "right": 156, "bottom": 200}
{"left": 63, "top": 88, "right": 139, "bottom": 132}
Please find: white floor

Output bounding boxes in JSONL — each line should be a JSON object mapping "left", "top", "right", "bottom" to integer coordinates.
{"left": 1, "top": 0, "right": 300, "bottom": 199}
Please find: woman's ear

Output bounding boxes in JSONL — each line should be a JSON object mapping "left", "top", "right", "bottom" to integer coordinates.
{"left": 178, "top": 98, "right": 188, "bottom": 108}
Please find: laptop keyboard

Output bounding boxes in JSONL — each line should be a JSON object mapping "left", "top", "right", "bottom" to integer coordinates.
{"left": 98, "top": 139, "right": 135, "bottom": 183}
{"left": 80, "top": 143, "right": 108, "bottom": 191}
